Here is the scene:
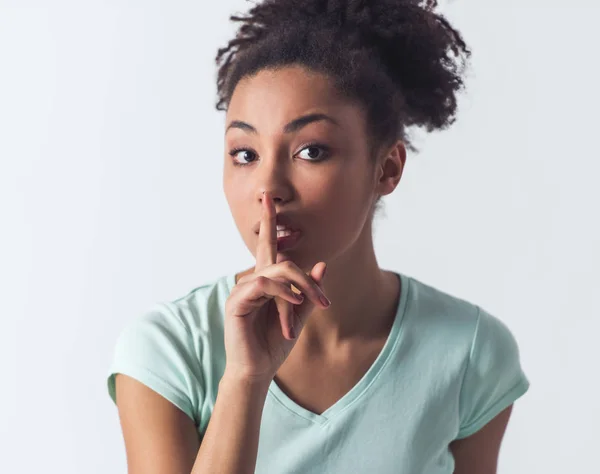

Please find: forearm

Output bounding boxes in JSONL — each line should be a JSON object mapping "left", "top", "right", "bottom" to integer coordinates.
{"left": 191, "top": 370, "right": 270, "bottom": 474}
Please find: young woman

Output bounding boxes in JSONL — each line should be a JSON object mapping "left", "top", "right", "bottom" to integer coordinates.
{"left": 107, "top": 1, "right": 530, "bottom": 473}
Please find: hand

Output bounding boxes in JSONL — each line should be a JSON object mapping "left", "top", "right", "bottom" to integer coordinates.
{"left": 223, "top": 191, "right": 330, "bottom": 383}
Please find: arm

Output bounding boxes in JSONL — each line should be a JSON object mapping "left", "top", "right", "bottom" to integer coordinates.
{"left": 115, "top": 371, "right": 270, "bottom": 474}
{"left": 115, "top": 374, "right": 201, "bottom": 474}
{"left": 449, "top": 404, "right": 513, "bottom": 474}
{"left": 192, "top": 371, "right": 270, "bottom": 473}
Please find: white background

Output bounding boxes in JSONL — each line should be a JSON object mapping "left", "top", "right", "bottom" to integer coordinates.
{"left": 1, "top": 1, "right": 598, "bottom": 472}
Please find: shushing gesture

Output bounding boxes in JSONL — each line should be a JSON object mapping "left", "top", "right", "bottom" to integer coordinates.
{"left": 223, "top": 191, "right": 331, "bottom": 383}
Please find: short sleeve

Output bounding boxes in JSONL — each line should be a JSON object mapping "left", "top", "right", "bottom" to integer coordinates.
{"left": 106, "top": 306, "right": 205, "bottom": 425}
{"left": 455, "top": 306, "right": 530, "bottom": 439}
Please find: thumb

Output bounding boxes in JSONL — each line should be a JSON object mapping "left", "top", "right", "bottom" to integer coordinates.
{"left": 310, "top": 261, "right": 327, "bottom": 288}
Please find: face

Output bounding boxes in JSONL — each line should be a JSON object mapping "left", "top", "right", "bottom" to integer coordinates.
{"left": 223, "top": 65, "right": 387, "bottom": 271}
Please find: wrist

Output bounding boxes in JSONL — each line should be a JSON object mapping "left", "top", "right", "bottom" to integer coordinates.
{"left": 221, "top": 368, "right": 273, "bottom": 393}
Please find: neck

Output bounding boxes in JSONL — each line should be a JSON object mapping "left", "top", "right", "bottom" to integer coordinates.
{"left": 299, "top": 224, "right": 397, "bottom": 351}
{"left": 235, "top": 221, "right": 401, "bottom": 353}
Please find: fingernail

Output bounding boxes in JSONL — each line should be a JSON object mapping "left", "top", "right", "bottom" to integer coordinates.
{"left": 323, "top": 264, "right": 328, "bottom": 278}
{"left": 320, "top": 295, "right": 331, "bottom": 307}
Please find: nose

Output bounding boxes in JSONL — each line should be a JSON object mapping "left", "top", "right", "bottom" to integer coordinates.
{"left": 259, "top": 193, "right": 283, "bottom": 205}
{"left": 254, "top": 152, "right": 293, "bottom": 206}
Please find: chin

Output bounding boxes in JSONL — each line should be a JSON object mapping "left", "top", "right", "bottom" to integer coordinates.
{"left": 276, "top": 254, "right": 292, "bottom": 264}
{"left": 277, "top": 251, "right": 324, "bottom": 275}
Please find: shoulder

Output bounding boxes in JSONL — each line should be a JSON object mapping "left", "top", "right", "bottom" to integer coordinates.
{"left": 401, "top": 274, "right": 529, "bottom": 439}
{"left": 402, "top": 274, "right": 526, "bottom": 384}
{"left": 113, "top": 273, "right": 233, "bottom": 350}
{"left": 407, "top": 277, "right": 518, "bottom": 357}
{"left": 158, "top": 272, "right": 235, "bottom": 337}
{"left": 404, "top": 274, "right": 481, "bottom": 341}
{"left": 107, "top": 273, "right": 235, "bottom": 429}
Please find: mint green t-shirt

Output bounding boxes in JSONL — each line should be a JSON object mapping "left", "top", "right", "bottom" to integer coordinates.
{"left": 107, "top": 271, "right": 530, "bottom": 473}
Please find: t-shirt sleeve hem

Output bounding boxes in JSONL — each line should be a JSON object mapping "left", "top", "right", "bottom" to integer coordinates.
{"left": 107, "top": 363, "right": 197, "bottom": 425}
{"left": 455, "top": 374, "right": 530, "bottom": 440}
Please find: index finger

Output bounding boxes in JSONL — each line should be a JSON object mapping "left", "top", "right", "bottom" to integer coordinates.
{"left": 255, "top": 191, "right": 277, "bottom": 271}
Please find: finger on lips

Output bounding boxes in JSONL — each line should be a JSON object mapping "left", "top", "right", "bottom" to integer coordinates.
{"left": 254, "top": 191, "right": 330, "bottom": 333}
{"left": 256, "top": 191, "right": 277, "bottom": 271}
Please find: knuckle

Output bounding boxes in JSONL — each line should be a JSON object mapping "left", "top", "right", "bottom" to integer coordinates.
{"left": 271, "top": 274, "right": 287, "bottom": 284}
{"left": 254, "top": 275, "right": 269, "bottom": 288}
{"left": 229, "top": 284, "right": 240, "bottom": 297}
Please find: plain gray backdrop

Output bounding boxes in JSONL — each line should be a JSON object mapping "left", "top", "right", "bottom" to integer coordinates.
{"left": 1, "top": 1, "right": 598, "bottom": 472}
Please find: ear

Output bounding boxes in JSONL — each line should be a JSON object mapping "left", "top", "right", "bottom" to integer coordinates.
{"left": 374, "top": 140, "right": 406, "bottom": 197}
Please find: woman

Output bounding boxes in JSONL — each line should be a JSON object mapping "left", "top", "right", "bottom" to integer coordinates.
{"left": 107, "top": 1, "right": 530, "bottom": 473}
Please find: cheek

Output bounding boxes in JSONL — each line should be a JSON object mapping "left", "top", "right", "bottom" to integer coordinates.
{"left": 330, "top": 159, "right": 373, "bottom": 204}
{"left": 328, "top": 188, "right": 367, "bottom": 230}
{"left": 315, "top": 172, "right": 372, "bottom": 235}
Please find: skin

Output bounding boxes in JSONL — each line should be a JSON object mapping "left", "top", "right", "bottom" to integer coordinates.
{"left": 450, "top": 405, "right": 513, "bottom": 473}
{"left": 114, "top": 64, "right": 514, "bottom": 473}
{"left": 222, "top": 64, "right": 513, "bottom": 469}
{"left": 223, "top": 65, "right": 405, "bottom": 353}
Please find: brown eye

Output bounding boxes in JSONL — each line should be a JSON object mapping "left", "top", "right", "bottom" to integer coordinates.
{"left": 231, "top": 149, "right": 257, "bottom": 165}
{"left": 296, "top": 145, "right": 329, "bottom": 161}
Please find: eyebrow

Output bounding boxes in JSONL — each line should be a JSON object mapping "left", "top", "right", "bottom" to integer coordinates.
{"left": 226, "top": 113, "right": 340, "bottom": 135}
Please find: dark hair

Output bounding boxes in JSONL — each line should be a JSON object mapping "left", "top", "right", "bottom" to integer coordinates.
{"left": 215, "top": 0, "right": 471, "bottom": 156}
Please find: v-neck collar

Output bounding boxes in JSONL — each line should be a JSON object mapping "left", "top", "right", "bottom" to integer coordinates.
{"left": 223, "top": 271, "right": 410, "bottom": 426}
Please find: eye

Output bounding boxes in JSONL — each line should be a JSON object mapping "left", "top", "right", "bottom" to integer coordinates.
{"left": 230, "top": 149, "right": 257, "bottom": 166}
{"left": 228, "top": 143, "right": 330, "bottom": 167}
{"left": 296, "top": 144, "right": 330, "bottom": 161}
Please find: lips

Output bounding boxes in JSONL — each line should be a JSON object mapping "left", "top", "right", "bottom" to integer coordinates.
{"left": 253, "top": 214, "right": 301, "bottom": 234}
{"left": 276, "top": 229, "right": 302, "bottom": 251}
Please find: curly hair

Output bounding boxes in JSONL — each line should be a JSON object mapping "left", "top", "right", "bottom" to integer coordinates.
{"left": 215, "top": 0, "right": 471, "bottom": 155}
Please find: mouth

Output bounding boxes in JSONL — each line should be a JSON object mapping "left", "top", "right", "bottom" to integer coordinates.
{"left": 254, "top": 227, "right": 303, "bottom": 251}
{"left": 275, "top": 229, "right": 302, "bottom": 251}
{"left": 253, "top": 214, "right": 302, "bottom": 235}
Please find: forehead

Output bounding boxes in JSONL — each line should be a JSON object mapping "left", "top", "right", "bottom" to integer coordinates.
{"left": 226, "top": 66, "right": 364, "bottom": 131}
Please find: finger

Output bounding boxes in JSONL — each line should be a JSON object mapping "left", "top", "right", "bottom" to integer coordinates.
{"left": 258, "top": 261, "right": 331, "bottom": 309}
{"left": 292, "top": 262, "right": 327, "bottom": 291}
{"left": 294, "top": 262, "right": 329, "bottom": 331}
{"left": 311, "top": 261, "right": 328, "bottom": 287}
{"left": 274, "top": 297, "right": 296, "bottom": 340}
{"left": 227, "top": 276, "right": 304, "bottom": 317}
{"left": 255, "top": 191, "right": 277, "bottom": 271}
